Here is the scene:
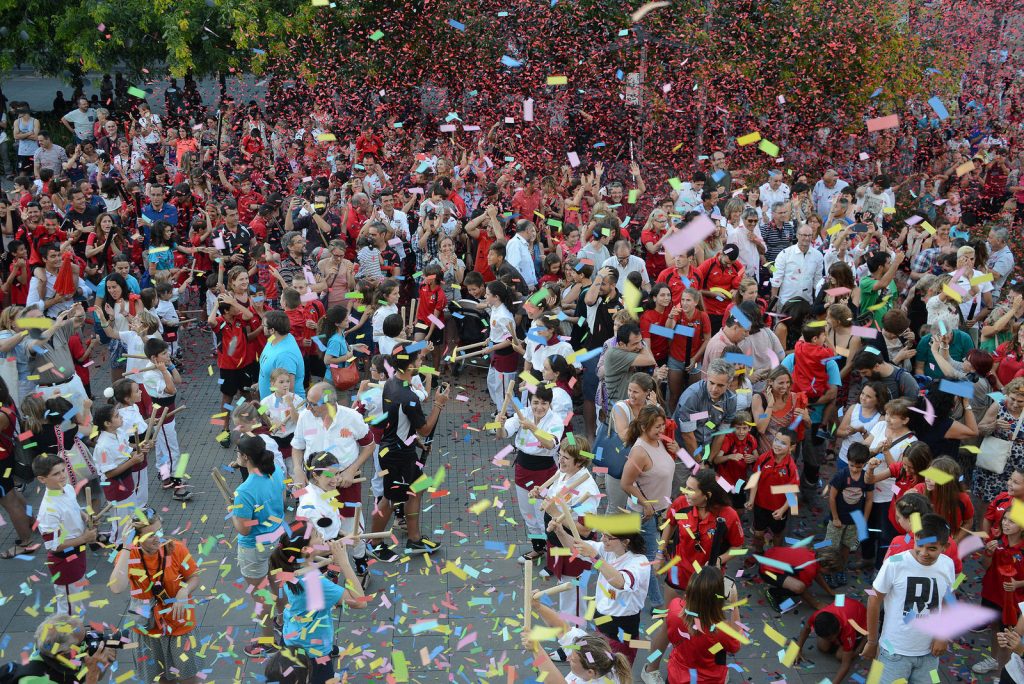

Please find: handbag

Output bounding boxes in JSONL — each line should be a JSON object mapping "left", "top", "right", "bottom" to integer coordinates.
{"left": 977, "top": 410, "right": 1024, "bottom": 474}
{"left": 593, "top": 404, "right": 631, "bottom": 480}
{"left": 330, "top": 363, "right": 360, "bottom": 391}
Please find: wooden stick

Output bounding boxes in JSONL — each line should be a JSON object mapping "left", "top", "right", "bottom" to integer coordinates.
{"left": 400, "top": 306, "right": 407, "bottom": 329}
{"left": 127, "top": 365, "right": 158, "bottom": 375}
{"left": 126, "top": 354, "right": 150, "bottom": 360}
{"left": 498, "top": 379, "right": 516, "bottom": 418}
{"left": 143, "top": 407, "right": 168, "bottom": 445}
{"left": 539, "top": 471, "right": 560, "bottom": 492}
{"left": 533, "top": 581, "right": 574, "bottom": 599}
{"left": 558, "top": 499, "right": 583, "bottom": 543}
{"left": 211, "top": 468, "right": 233, "bottom": 504}
{"left": 455, "top": 339, "right": 490, "bottom": 352}
{"left": 156, "top": 405, "right": 187, "bottom": 424}
{"left": 555, "top": 471, "right": 590, "bottom": 498}
{"left": 85, "top": 487, "right": 93, "bottom": 517}
{"left": 523, "top": 562, "right": 533, "bottom": 631}
{"left": 297, "top": 555, "right": 336, "bottom": 575}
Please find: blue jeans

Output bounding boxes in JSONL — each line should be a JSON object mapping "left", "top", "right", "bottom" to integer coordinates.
{"left": 641, "top": 514, "right": 664, "bottom": 608}
{"left": 877, "top": 648, "right": 939, "bottom": 684}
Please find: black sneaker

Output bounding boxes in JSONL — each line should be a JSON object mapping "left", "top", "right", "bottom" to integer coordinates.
{"left": 354, "top": 556, "right": 369, "bottom": 586}
{"left": 368, "top": 543, "right": 397, "bottom": 562}
{"left": 406, "top": 538, "right": 442, "bottom": 554}
{"left": 764, "top": 587, "right": 783, "bottom": 613}
{"left": 216, "top": 433, "right": 231, "bottom": 449}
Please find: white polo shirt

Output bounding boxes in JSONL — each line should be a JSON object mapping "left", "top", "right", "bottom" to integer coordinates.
{"left": 291, "top": 404, "right": 370, "bottom": 470}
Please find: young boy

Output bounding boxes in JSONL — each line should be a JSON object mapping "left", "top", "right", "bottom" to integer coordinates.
{"left": 258, "top": 368, "right": 301, "bottom": 471}
{"left": 208, "top": 292, "right": 255, "bottom": 447}
{"left": 825, "top": 443, "right": 873, "bottom": 587}
{"left": 794, "top": 597, "right": 868, "bottom": 683}
{"left": 379, "top": 313, "right": 406, "bottom": 357}
{"left": 414, "top": 263, "right": 447, "bottom": 370}
{"left": 67, "top": 307, "right": 97, "bottom": 400}
{"left": 758, "top": 545, "right": 837, "bottom": 612}
{"left": 155, "top": 277, "right": 192, "bottom": 360}
{"left": 748, "top": 428, "right": 799, "bottom": 553}
{"left": 862, "top": 514, "right": 955, "bottom": 682}
{"left": 139, "top": 337, "right": 191, "bottom": 500}
{"left": 35, "top": 454, "right": 95, "bottom": 614}
{"left": 793, "top": 323, "right": 833, "bottom": 401}
{"left": 281, "top": 287, "right": 324, "bottom": 384}
{"left": 712, "top": 410, "right": 758, "bottom": 509}
{"left": 885, "top": 493, "right": 962, "bottom": 574}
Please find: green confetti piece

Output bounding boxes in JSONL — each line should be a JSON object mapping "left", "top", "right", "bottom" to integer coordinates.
{"left": 758, "top": 139, "right": 780, "bottom": 157}
{"left": 566, "top": 432, "right": 576, "bottom": 445}
{"left": 392, "top": 649, "right": 409, "bottom": 682}
{"left": 667, "top": 177, "right": 683, "bottom": 190}
{"left": 127, "top": 86, "right": 147, "bottom": 99}
{"left": 173, "top": 453, "right": 190, "bottom": 478}
{"left": 369, "top": 30, "right": 384, "bottom": 41}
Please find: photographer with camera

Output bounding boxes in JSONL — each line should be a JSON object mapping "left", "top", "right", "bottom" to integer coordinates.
{"left": 0, "top": 614, "right": 117, "bottom": 683}
{"left": 108, "top": 509, "right": 202, "bottom": 684}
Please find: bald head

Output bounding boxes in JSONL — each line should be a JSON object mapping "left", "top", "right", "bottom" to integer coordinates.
{"left": 307, "top": 382, "right": 336, "bottom": 411}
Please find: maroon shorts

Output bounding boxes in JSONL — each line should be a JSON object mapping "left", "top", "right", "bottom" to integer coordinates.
{"left": 47, "top": 548, "right": 87, "bottom": 585}
{"left": 335, "top": 482, "right": 362, "bottom": 519}
{"left": 514, "top": 463, "right": 557, "bottom": 490}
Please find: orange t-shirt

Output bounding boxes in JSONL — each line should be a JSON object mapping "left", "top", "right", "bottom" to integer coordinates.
{"left": 127, "top": 540, "right": 198, "bottom": 637}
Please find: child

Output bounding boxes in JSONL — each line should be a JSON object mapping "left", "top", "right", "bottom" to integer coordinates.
{"left": 976, "top": 509, "right": 1024, "bottom": 675}
{"left": 862, "top": 514, "right": 955, "bottom": 680}
{"left": 884, "top": 492, "right": 962, "bottom": 573}
{"left": 259, "top": 368, "right": 301, "bottom": 469}
{"left": 792, "top": 323, "right": 833, "bottom": 401}
{"left": 758, "top": 545, "right": 837, "bottom": 612}
{"left": 230, "top": 401, "right": 285, "bottom": 477}
{"left": 825, "top": 443, "right": 872, "bottom": 587}
{"left": 370, "top": 279, "right": 401, "bottom": 345}
{"left": 378, "top": 313, "right": 407, "bottom": 357}
{"left": 414, "top": 263, "right": 447, "bottom": 370}
{"left": 297, "top": 450, "right": 369, "bottom": 583}
{"left": 712, "top": 410, "right": 758, "bottom": 509}
{"left": 251, "top": 244, "right": 281, "bottom": 310}
{"left": 155, "top": 278, "right": 191, "bottom": 359}
{"left": 138, "top": 338, "right": 190, "bottom": 500}
{"left": 664, "top": 566, "right": 744, "bottom": 684}
{"left": 67, "top": 307, "right": 97, "bottom": 400}
{"left": 139, "top": 287, "right": 163, "bottom": 334}
{"left": 92, "top": 404, "right": 150, "bottom": 544}
{"left": 794, "top": 598, "right": 868, "bottom": 683}
{"left": 96, "top": 308, "right": 163, "bottom": 378}
{"left": 281, "top": 287, "right": 324, "bottom": 384}
{"left": 747, "top": 428, "right": 799, "bottom": 553}
{"left": 910, "top": 455, "right": 974, "bottom": 542}
{"left": 984, "top": 467, "right": 1024, "bottom": 537}
{"left": 541, "top": 354, "right": 575, "bottom": 423}
{"left": 208, "top": 291, "right": 255, "bottom": 447}
{"left": 35, "top": 453, "right": 95, "bottom": 614}
{"left": 356, "top": 234, "right": 383, "bottom": 284}
{"left": 864, "top": 397, "right": 918, "bottom": 564}
{"left": 868, "top": 440, "right": 931, "bottom": 537}
{"left": 522, "top": 628, "right": 631, "bottom": 684}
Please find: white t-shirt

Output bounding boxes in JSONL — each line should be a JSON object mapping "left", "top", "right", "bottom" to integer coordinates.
{"left": 259, "top": 391, "right": 301, "bottom": 438}
{"left": 372, "top": 304, "right": 399, "bottom": 339}
{"left": 590, "top": 542, "right": 650, "bottom": 617}
{"left": 94, "top": 430, "right": 133, "bottom": 474}
{"left": 38, "top": 485, "right": 86, "bottom": 552}
{"left": 117, "top": 404, "right": 147, "bottom": 439}
{"left": 547, "top": 470, "right": 600, "bottom": 516}
{"left": 955, "top": 268, "right": 994, "bottom": 328}
{"left": 837, "top": 404, "right": 883, "bottom": 464}
{"left": 867, "top": 422, "right": 917, "bottom": 503}
{"left": 872, "top": 550, "right": 954, "bottom": 656}
{"left": 297, "top": 482, "right": 342, "bottom": 540}
{"left": 551, "top": 386, "right": 573, "bottom": 422}
{"left": 291, "top": 405, "right": 370, "bottom": 470}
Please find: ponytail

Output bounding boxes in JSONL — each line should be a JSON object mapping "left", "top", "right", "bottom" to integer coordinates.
{"left": 237, "top": 435, "right": 276, "bottom": 475}
{"left": 486, "top": 280, "right": 514, "bottom": 310}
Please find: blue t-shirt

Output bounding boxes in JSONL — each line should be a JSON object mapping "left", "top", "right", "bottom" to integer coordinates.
{"left": 141, "top": 203, "right": 179, "bottom": 248}
{"left": 781, "top": 353, "right": 841, "bottom": 424}
{"left": 326, "top": 332, "right": 349, "bottom": 359}
{"left": 233, "top": 467, "right": 285, "bottom": 548}
{"left": 282, "top": 576, "right": 345, "bottom": 656}
{"left": 258, "top": 335, "right": 306, "bottom": 399}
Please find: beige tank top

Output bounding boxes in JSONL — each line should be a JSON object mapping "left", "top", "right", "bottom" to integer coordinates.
{"left": 630, "top": 437, "right": 675, "bottom": 513}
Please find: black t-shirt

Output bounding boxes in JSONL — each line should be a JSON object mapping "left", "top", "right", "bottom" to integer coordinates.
{"left": 381, "top": 376, "right": 426, "bottom": 457}
{"left": 64, "top": 207, "right": 101, "bottom": 259}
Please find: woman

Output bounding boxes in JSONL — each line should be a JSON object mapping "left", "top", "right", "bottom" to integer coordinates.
{"left": 542, "top": 354, "right": 575, "bottom": 422}
{"left": 977, "top": 378, "right": 1024, "bottom": 504}
{"left": 84, "top": 212, "right": 123, "bottom": 275}
{"left": 96, "top": 273, "right": 138, "bottom": 383}
{"left": 827, "top": 304, "right": 862, "bottom": 385}
{"left": 932, "top": 344, "right": 998, "bottom": 421}
{"left": 0, "top": 305, "right": 31, "bottom": 404}
{"left": 752, "top": 366, "right": 810, "bottom": 453}
{"left": 835, "top": 381, "right": 887, "bottom": 466}
{"left": 315, "top": 239, "right": 355, "bottom": 310}
{"left": 664, "top": 566, "right": 743, "bottom": 684}
{"left": 268, "top": 526, "right": 366, "bottom": 684}
{"left": 665, "top": 288, "right": 711, "bottom": 409}
{"left": 230, "top": 435, "right": 285, "bottom": 658}
{"left": 619, "top": 404, "right": 675, "bottom": 610}
{"left": 600, "top": 373, "right": 657, "bottom": 514}
{"left": 908, "top": 391, "right": 978, "bottom": 477}
{"left": 0, "top": 376, "right": 39, "bottom": 559}
{"left": 644, "top": 469, "right": 743, "bottom": 682}
{"left": 428, "top": 235, "right": 465, "bottom": 303}
{"left": 742, "top": 304, "right": 784, "bottom": 390}
{"left": 639, "top": 283, "right": 673, "bottom": 365}
{"left": 146, "top": 221, "right": 189, "bottom": 285}
{"left": 994, "top": 325, "right": 1024, "bottom": 387}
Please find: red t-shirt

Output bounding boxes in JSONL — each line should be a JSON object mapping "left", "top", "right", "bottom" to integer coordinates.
{"left": 808, "top": 601, "right": 868, "bottom": 652}
{"left": 753, "top": 451, "right": 799, "bottom": 510}
{"left": 233, "top": 189, "right": 265, "bottom": 225}
{"left": 981, "top": 537, "right": 1024, "bottom": 614}
{"left": 887, "top": 462, "right": 923, "bottom": 533}
{"left": 668, "top": 309, "right": 711, "bottom": 364}
{"left": 995, "top": 342, "right": 1024, "bottom": 386}
{"left": 656, "top": 266, "right": 695, "bottom": 308}
{"left": 666, "top": 597, "right": 742, "bottom": 684}
{"left": 640, "top": 228, "right": 666, "bottom": 277}
{"left": 285, "top": 307, "right": 315, "bottom": 357}
{"left": 885, "top": 533, "right": 963, "bottom": 575}
{"left": 716, "top": 432, "right": 758, "bottom": 488}
{"left": 986, "top": 491, "right": 1018, "bottom": 529}
{"left": 6, "top": 260, "right": 28, "bottom": 305}
{"left": 759, "top": 546, "right": 818, "bottom": 585}
{"left": 511, "top": 189, "right": 541, "bottom": 223}
{"left": 910, "top": 482, "right": 974, "bottom": 532}
{"left": 792, "top": 340, "right": 833, "bottom": 398}
{"left": 68, "top": 333, "right": 90, "bottom": 387}
{"left": 474, "top": 230, "right": 496, "bottom": 282}
{"left": 213, "top": 316, "right": 249, "bottom": 370}
{"left": 693, "top": 257, "right": 744, "bottom": 316}
{"left": 639, "top": 307, "right": 671, "bottom": 363}
{"left": 416, "top": 284, "right": 447, "bottom": 324}
{"left": 664, "top": 498, "right": 744, "bottom": 590}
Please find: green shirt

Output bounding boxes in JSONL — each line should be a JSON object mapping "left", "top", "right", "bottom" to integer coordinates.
{"left": 860, "top": 276, "right": 897, "bottom": 326}
{"left": 916, "top": 330, "right": 974, "bottom": 379}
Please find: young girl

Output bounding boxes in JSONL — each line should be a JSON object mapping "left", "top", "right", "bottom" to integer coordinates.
{"left": 355, "top": 355, "right": 390, "bottom": 510}
{"left": 370, "top": 278, "right": 401, "bottom": 345}
{"left": 639, "top": 283, "right": 673, "bottom": 365}
{"left": 977, "top": 509, "right": 1024, "bottom": 674}
{"left": 984, "top": 468, "right": 1024, "bottom": 538}
{"left": 666, "top": 287, "right": 711, "bottom": 409}
{"left": 747, "top": 428, "right": 799, "bottom": 554}
{"left": 911, "top": 455, "right": 974, "bottom": 542}
{"left": 462, "top": 281, "right": 519, "bottom": 416}
{"left": 860, "top": 397, "right": 917, "bottom": 563}
{"left": 138, "top": 338, "right": 190, "bottom": 500}
{"left": 835, "top": 381, "right": 887, "bottom": 466}
{"left": 230, "top": 401, "right": 286, "bottom": 477}
{"left": 541, "top": 354, "right": 575, "bottom": 422}
{"left": 712, "top": 411, "right": 759, "bottom": 508}
{"left": 92, "top": 404, "right": 150, "bottom": 544}
{"left": 259, "top": 368, "right": 302, "bottom": 469}
{"left": 868, "top": 440, "right": 931, "bottom": 537}
{"left": 522, "top": 627, "right": 631, "bottom": 684}
{"left": 538, "top": 253, "right": 563, "bottom": 286}
{"left": 664, "top": 566, "right": 744, "bottom": 684}
{"left": 35, "top": 453, "right": 95, "bottom": 614}
{"left": 532, "top": 435, "right": 598, "bottom": 619}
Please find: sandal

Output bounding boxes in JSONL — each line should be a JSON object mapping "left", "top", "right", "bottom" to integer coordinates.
{"left": 1, "top": 540, "right": 41, "bottom": 559}
{"left": 517, "top": 549, "right": 544, "bottom": 564}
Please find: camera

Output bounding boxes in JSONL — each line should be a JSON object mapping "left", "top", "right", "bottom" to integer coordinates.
{"left": 83, "top": 629, "right": 132, "bottom": 655}
{"left": 426, "top": 208, "right": 438, "bottom": 221}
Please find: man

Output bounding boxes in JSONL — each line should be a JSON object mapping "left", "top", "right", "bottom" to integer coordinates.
{"left": 379, "top": 190, "right": 411, "bottom": 243}
{"left": 693, "top": 243, "right": 744, "bottom": 332}
{"left": 286, "top": 189, "right": 340, "bottom": 251}
{"left": 577, "top": 266, "right": 621, "bottom": 439}
{"left": 26, "top": 244, "right": 79, "bottom": 318}
{"left": 602, "top": 322, "right": 657, "bottom": 403}
{"left": 771, "top": 225, "right": 824, "bottom": 308}
{"left": 674, "top": 358, "right": 737, "bottom": 485}
{"left": 909, "top": 221, "right": 953, "bottom": 280}
{"left": 343, "top": 192, "right": 372, "bottom": 258}
{"left": 27, "top": 302, "right": 91, "bottom": 419}
{"left": 811, "top": 169, "right": 849, "bottom": 221}
{"left": 952, "top": 244, "right": 993, "bottom": 334}
{"left": 290, "top": 382, "right": 375, "bottom": 579}
{"left": 0, "top": 613, "right": 116, "bottom": 683}
{"left": 672, "top": 171, "right": 705, "bottom": 214}
{"left": 505, "top": 219, "right": 538, "bottom": 289}
{"left": 60, "top": 97, "right": 96, "bottom": 144}
{"left": 217, "top": 199, "right": 254, "bottom": 268}
{"left": 852, "top": 348, "right": 920, "bottom": 404}
{"left": 760, "top": 201, "right": 796, "bottom": 266}
{"left": 695, "top": 188, "right": 721, "bottom": 220}
{"left": 986, "top": 226, "right": 1014, "bottom": 300}
{"left": 706, "top": 151, "right": 733, "bottom": 210}
{"left": 33, "top": 132, "right": 69, "bottom": 178}
{"left": 701, "top": 304, "right": 755, "bottom": 372}
{"left": 577, "top": 217, "right": 614, "bottom": 267}
{"left": 488, "top": 243, "right": 528, "bottom": 296}
{"left": 861, "top": 515, "right": 954, "bottom": 684}
{"left": 95, "top": 254, "right": 141, "bottom": 299}
{"left": 860, "top": 250, "right": 904, "bottom": 326}
{"left": 602, "top": 239, "right": 650, "bottom": 294}
{"left": 512, "top": 172, "right": 542, "bottom": 222}
{"left": 63, "top": 188, "right": 100, "bottom": 260}
{"left": 759, "top": 171, "right": 790, "bottom": 221}
{"left": 915, "top": 312, "right": 974, "bottom": 381}
{"left": 727, "top": 207, "right": 766, "bottom": 275}
{"left": 256, "top": 310, "right": 306, "bottom": 399}
{"left": 369, "top": 346, "right": 450, "bottom": 558}
{"left": 858, "top": 175, "right": 893, "bottom": 218}
{"left": 141, "top": 185, "right": 179, "bottom": 248}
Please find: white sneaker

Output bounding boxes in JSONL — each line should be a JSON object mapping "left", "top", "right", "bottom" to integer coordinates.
{"left": 640, "top": 668, "right": 666, "bottom": 684}
{"left": 972, "top": 657, "right": 1000, "bottom": 675}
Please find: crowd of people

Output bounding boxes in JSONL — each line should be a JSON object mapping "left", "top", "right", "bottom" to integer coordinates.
{"left": 0, "top": 74, "right": 1022, "bottom": 684}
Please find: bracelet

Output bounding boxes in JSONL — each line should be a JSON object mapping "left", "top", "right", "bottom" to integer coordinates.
{"left": 593, "top": 559, "right": 603, "bottom": 569}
